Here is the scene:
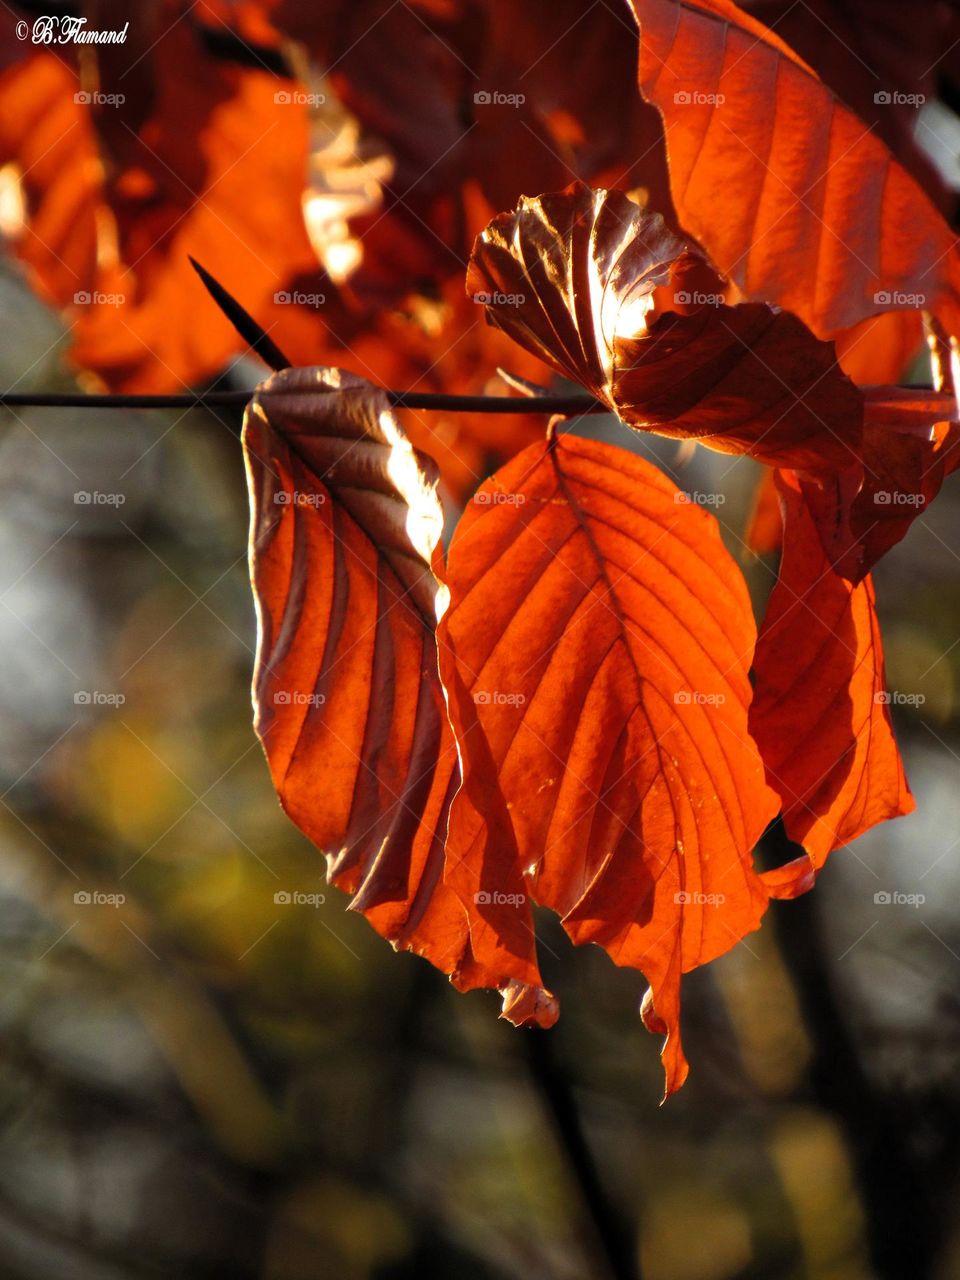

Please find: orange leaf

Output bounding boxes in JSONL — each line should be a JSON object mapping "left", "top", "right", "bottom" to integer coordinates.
{"left": 468, "top": 187, "right": 863, "bottom": 470}
{"left": 799, "top": 405, "right": 960, "bottom": 581}
{"left": 440, "top": 432, "right": 778, "bottom": 1096}
{"left": 243, "top": 366, "right": 556, "bottom": 1021}
{"left": 0, "top": 13, "right": 318, "bottom": 391}
{"left": 835, "top": 312, "right": 924, "bottom": 387}
{"left": 0, "top": 35, "right": 99, "bottom": 307}
{"left": 750, "top": 470, "right": 914, "bottom": 894}
{"left": 742, "top": 0, "right": 954, "bottom": 211}
{"left": 744, "top": 467, "right": 781, "bottom": 556}
{"left": 628, "top": 0, "right": 960, "bottom": 338}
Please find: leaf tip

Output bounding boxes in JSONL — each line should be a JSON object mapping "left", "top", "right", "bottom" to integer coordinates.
{"left": 499, "top": 978, "right": 559, "bottom": 1029}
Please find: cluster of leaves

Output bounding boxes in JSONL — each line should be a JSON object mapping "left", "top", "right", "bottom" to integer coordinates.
{"left": 0, "top": 0, "right": 667, "bottom": 495}
{"left": 4, "top": 0, "right": 960, "bottom": 1095}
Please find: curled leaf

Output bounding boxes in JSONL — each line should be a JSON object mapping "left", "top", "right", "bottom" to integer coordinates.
{"left": 468, "top": 187, "right": 863, "bottom": 470}
{"left": 745, "top": 468, "right": 782, "bottom": 556}
{"left": 243, "top": 366, "right": 555, "bottom": 1020}
{"left": 750, "top": 470, "right": 914, "bottom": 892}
{"left": 799, "top": 403, "right": 960, "bottom": 581}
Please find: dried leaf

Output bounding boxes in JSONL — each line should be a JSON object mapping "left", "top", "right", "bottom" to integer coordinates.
{"left": 440, "top": 431, "right": 778, "bottom": 1095}
{"left": 750, "top": 470, "right": 914, "bottom": 891}
{"left": 468, "top": 187, "right": 863, "bottom": 470}
{"left": 243, "top": 366, "right": 556, "bottom": 1020}
{"left": 628, "top": 0, "right": 960, "bottom": 338}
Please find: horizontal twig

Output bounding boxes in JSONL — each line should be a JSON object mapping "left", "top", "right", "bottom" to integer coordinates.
{"left": 0, "top": 390, "right": 607, "bottom": 415}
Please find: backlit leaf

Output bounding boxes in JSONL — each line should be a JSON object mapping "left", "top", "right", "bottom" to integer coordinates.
{"left": 628, "top": 0, "right": 960, "bottom": 338}
{"left": 243, "top": 366, "right": 556, "bottom": 1021}
{"left": 440, "top": 431, "right": 778, "bottom": 1095}
{"left": 750, "top": 470, "right": 914, "bottom": 892}
{"left": 468, "top": 187, "right": 863, "bottom": 470}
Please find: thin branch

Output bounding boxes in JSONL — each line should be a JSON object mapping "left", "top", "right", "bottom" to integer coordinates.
{"left": 525, "top": 1030, "right": 638, "bottom": 1280}
{"left": 762, "top": 820, "right": 940, "bottom": 1279}
{"left": 0, "top": 390, "right": 606, "bottom": 415}
{"left": 3, "top": 258, "right": 934, "bottom": 421}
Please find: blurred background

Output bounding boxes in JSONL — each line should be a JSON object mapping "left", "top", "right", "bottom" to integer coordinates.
{"left": 2, "top": 1, "right": 960, "bottom": 1277}
{"left": 0, "top": 259, "right": 959, "bottom": 1280}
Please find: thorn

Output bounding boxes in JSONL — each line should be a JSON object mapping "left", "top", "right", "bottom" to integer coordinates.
{"left": 189, "top": 257, "right": 292, "bottom": 372}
